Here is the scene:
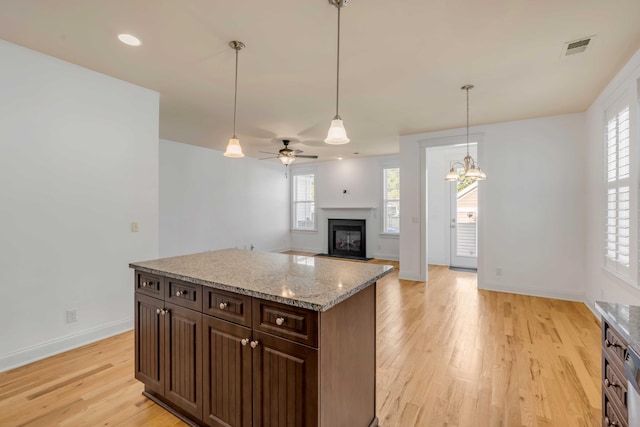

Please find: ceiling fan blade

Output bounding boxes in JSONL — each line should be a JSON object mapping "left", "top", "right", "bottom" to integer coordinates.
{"left": 259, "top": 151, "right": 279, "bottom": 155}
{"left": 259, "top": 156, "right": 279, "bottom": 160}
{"left": 295, "top": 155, "right": 318, "bottom": 159}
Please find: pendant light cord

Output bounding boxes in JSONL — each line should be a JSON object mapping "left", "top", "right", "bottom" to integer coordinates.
{"left": 233, "top": 47, "right": 239, "bottom": 139}
{"left": 335, "top": 4, "right": 341, "bottom": 119}
{"left": 466, "top": 86, "right": 470, "bottom": 157}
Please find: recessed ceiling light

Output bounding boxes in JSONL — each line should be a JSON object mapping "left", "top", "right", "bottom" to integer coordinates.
{"left": 337, "top": 157, "right": 343, "bottom": 160}
{"left": 118, "top": 34, "right": 141, "bottom": 47}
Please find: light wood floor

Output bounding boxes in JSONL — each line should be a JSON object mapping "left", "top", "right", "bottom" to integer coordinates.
{"left": 0, "top": 260, "right": 602, "bottom": 427}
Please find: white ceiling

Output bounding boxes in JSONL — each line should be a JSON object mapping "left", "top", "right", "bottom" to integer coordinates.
{"left": 1, "top": 0, "right": 639, "bottom": 162}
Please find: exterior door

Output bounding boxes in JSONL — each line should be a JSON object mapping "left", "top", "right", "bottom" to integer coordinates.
{"left": 450, "top": 180, "right": 478, "bottom": 269}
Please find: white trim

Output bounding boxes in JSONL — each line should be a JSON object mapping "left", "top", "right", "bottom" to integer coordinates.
{"left": 0, "top": 318, "right": 133, "bottom": 372}
{"left": 289, "top": 245, "right": 322, "bottom": 253}
{"left": 582, "top": 297, "right": 602, "bottom": 323}
{"left": 371, "top": 252, "right": 400, "bottom": 261}
{"left": 379, "top": 233, "right": 400, "bottom": 239}
{"left": 480, "top": 281, "right": 585, "bottom": 302}
{"left": 398, "top": 272, "right": 422, "bottom": 281}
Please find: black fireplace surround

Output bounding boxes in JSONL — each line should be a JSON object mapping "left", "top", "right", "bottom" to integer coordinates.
{"left": 328, "top": 219, "right": 367, "bottom": 259}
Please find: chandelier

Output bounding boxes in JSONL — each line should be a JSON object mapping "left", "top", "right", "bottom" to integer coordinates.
{"left": 445, "top": 85, "right": 486, "bottom": 181}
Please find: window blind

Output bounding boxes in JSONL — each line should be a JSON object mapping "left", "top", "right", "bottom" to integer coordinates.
{"left": 605, "top": 105, "right": 631, "bottom": 276}
{"left": 292, "top": 173, "right": 315, "bottom": 230}
{"left": 383, "top": 167, "right": 400, "bottom": 234}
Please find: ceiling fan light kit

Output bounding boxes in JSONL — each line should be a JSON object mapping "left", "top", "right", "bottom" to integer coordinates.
{"left": 325, "top": 0, "right": 350, "bottom": 145}
{"left": 445, "top": 84, "right": 487, "bottom": 182}
{"left": 224, "top": 40, "right": 246, "bottom": 158}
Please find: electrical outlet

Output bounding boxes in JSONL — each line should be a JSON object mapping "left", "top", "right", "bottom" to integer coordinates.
{"left": 495, "top": 267, "right": 503, "bottom": 276}
{"left": 66, "top": 308, "right": 78, "bottom": 323}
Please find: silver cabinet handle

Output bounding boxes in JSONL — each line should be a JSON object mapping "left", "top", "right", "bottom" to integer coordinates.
{"left": 241, "top": 338, "right": 249, "bottom": 346}
{"left": 219, "top": 302, "right": 228, "bottom": 310}
{"left": 250, "top": 340, "right": 259, "bottom": 349}
{"left": 176, "top": 290, "right": 185, "bottom": 297}
{"left": 275, "top": 317, "right": 285, "bottom": 326}
{"left": 156, "top": 308, "right": 161, "bottom": 314}
{"left": 142, "top": 281, "right": 148, "bottom": 287}
{"left": 605, "top": 417, "right": 619, "bottom": 426}
{"left": 159, "top": 309, "right": 169, "bottom": 316}
{"left": 604, "top": 378, "right": 620, "bottom": 388}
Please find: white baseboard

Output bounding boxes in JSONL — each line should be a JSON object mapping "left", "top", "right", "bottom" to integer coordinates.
{"left": 0, "top": 317, "right": 133, "bottom": 372}
{"left": 371, "top": 253, "right": 399, "bottom": 261}
{"left": 289, "top": 246, "right": 322, "bottom": 254}
{"left": 480, "top": 280, "right": 585, "bottom": 302}
{"left": 399, "top": 272, "right": 422, "bottom": 281}
{"left": 582, "top": 297, "right": 602, "bottom": 323}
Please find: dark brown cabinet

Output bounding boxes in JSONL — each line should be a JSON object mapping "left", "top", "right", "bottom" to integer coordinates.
{"left": 601, "top": 320, "right": 629, "bottom": 427}
{"left": 134, "top": 269, "right": 377, "bottom": 427}
{"left": 203, "top": 316, "right": 253, "bottom": 427}
{"left": 135, "top": 293, "right": 203, "bottom": 421}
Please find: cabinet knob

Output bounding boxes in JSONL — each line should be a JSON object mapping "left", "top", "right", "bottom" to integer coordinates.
{"left": 176, "top": 290, "right": 185, "bottom": 297}
{"left": 156, "top": 308, "right": 161, "bottom": 314}
{"left": 142, "top": 281, "right": 148, "bottom": 287}
{"left": 605, "top": 416, "right": 619, "bottom": 426}
{"left": 219, "top": 302, "right": 228, "bottom": 310}
{"left": 604, "top": 378, "right": 619, "bottom": 388}
{"left": 250, "top": 340, "right": 259, "bottom": 349}
{"left": 275, "top": 317, "right": 285, "bottom": 326}
{"left": 160, "top": 309, "right": 169, "bottom": 316}
{"left": 605, "top": 339, "right": 620, "bottom": 348}
{"left": 241, "top": 338, "right": 249, "bottom": 346}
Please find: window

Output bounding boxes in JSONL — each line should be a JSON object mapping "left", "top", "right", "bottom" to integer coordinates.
{"left": 605, "top": 102, "right": 632, "bottom": 279}
{"left": 383, "top": 167, "right": 400, "bottom": 234}
{"left": 292, "top": 173, "right": 315, "bottom": 230}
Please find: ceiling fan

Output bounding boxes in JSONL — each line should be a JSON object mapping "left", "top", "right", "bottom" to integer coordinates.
{"left": 260, "top": 139, "right": 318, "bottom": 166}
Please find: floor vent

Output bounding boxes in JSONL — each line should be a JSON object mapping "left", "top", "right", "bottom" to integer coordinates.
{"left": 562, "top": 36, "right": 595, "bottom": 56}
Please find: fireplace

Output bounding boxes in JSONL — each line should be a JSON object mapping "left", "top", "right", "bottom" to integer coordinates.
{"left": 328, "top": 219, "right": 366, "bottom": 259}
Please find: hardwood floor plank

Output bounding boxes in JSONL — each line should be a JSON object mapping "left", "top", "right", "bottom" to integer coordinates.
{"left": 0, "top": 260, "right": 602, "bottom": 426}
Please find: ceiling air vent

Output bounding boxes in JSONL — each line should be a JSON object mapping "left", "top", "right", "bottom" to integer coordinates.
{"left": 562, "top": 36, "right": 596, "bottom": 57}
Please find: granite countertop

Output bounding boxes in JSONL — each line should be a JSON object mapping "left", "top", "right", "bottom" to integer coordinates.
{"left": 595, "top": 301, "right": 640, "bottom": 354}
{"left": 130, "top": 249, "right": 394, "bottom": 312}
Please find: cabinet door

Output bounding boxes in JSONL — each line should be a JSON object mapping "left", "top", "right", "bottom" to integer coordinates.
{"left": 252, "top": 331, "right": 318, "bottom": 427}
{"left": 135, "top": 293, "right": 164, "bottom": 395}
{"left": 164, "top": 303, "right": 203, "bottom": 420}
{"left": 203, "top": 316, "right": 253, "bottom": 427}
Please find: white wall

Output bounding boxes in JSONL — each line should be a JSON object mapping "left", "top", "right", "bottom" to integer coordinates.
{"left": 289, "top": 156, "right": 400, "bottom": 260}
{"left": 585, "top": 48, "right": 640, "bottom": 309}
{"left": 426, "top": 144, "right": 475, "bottom": 265}
{"left": 0, "top": 40, "right": 159, "bottom": 371}
{"left": 160, "top": 139, "right": 290, "bottom": 257}
{"left": 400, "top": 113, "right": 587, "bottom": 301}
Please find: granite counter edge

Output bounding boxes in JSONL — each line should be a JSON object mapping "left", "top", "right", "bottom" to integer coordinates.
{"left": 130, "top": 263, "right": 394, "bottom": 312}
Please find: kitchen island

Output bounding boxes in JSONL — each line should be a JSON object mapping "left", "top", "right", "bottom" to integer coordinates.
{"left": 595, "top": 301, "right": 640, "bottom": 427}
{"left": 130, "top": 249, "right": 393, "bottom": 427}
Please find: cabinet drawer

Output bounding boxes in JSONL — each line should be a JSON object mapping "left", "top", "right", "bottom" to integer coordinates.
{"left": 204, "top": 288, "right": 252, "bottom": 327}
{"left": 253, "top": 299, "right": 318, "bottom": 347}
{"left": 165, "top": 278, "right": 202, "bottom": 311}
{"left": 604, "top": 390, "right": 628, "bottom": 427}
{"left": 603, "top": 351, "right": 628, "bottom": 417}
{"left": 604, "top": 321, "right": 628, "bottom": 368}
{"left": 136, "top": 271, "right": 164, "bottom": 298}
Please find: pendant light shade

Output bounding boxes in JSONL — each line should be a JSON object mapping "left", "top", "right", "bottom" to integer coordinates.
{"left": 325, "top": 0, "right": 350, "bottom": 145}
{"left": 279, "top": 156, "right": 295, "bottom": 166}
{"left": 224, "top": 138, "right": 244, "bottom": 158}
{"left": 444, "top": 85, "right": 487, "bottom": 182}
{"left": 224, "top": 41, "right": 245, "bottom": 158}
{"left": 325, "top": 118, "right": 349, "bottom": 145}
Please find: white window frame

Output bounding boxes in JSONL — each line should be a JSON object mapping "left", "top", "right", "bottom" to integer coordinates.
{"left": 291, "top": 171, "right": 316, "bottom": 231}
{"left": 603, "top": 91, "right": 637, "bottom": 286}
{"left": 381, "top": 163, "right": 400, "bottom": 235}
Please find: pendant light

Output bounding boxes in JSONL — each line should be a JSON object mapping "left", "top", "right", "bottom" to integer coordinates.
{"left": 224, "top": 41, "right": 246, "bottom": 158}
{"left": 445, "top": 85, "right": 487, "bottom": 181}
{"left": 325, "top": 0, "right": 350, "bottom": 145}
